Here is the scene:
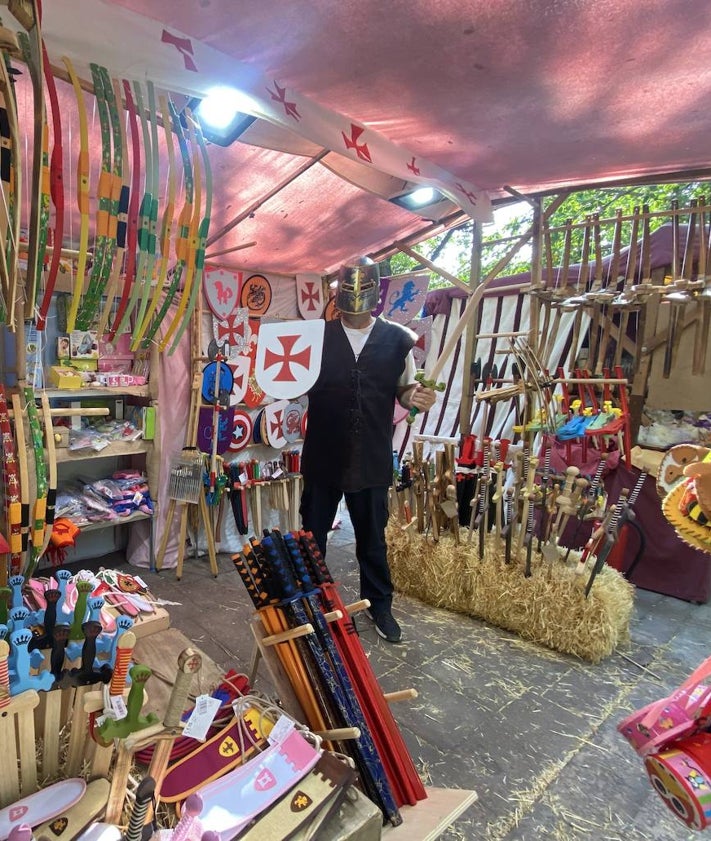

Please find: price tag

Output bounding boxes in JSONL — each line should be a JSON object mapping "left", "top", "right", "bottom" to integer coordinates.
{"left": 239, "top": 471, "right": 248, "bottom": 484}
{"left": 267, "top": 714, "right": 295, "bottom": 746}
{"left": 109, "top": 694, "right": 128, "bottom": 720}
{"left": 182, "top": 694, "right": 222, "bottom": 741}
{"left": 272, "top": 467, "right": 284, "bottom": 479}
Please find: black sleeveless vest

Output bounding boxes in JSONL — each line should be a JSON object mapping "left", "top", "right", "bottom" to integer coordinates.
{"left": 301, "top": 318, "right": 414, "bottom": 491}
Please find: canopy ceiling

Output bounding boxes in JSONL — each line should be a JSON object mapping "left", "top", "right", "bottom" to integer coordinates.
{"left": 17, "top": 0, "right": 711, "bottom": 275}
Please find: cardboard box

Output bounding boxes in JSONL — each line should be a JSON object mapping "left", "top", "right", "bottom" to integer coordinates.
{"left": 49, "top": 366, "right": 83, "bottom": 390}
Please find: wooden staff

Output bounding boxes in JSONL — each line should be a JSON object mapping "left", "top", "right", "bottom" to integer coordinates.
{"left": 631, "top": 205, "right": 653, "bottom": 374}
{"left": 593, "top": 209, "right": 623, "bottom": 375}
{"left": 407, "top": 200, "right": 569, "bottom": 424}
{"left": 560, "top": 215, "right": 590, "bottom": 380}
{"left": 542, "top": 218, "right": 573, "bottom": 365}
{"left": 662, "top": 199, "right": 688, "bottom": 378}
{"left": 693, "top": 196, "right": 710, "bottom": 375}
{"left": 611, "top": 207, "right": 640, "bottom": 368}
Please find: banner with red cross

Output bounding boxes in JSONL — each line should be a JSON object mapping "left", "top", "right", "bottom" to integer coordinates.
{"left": 296, "top": 273, "right": 324, "bottom": 320}
{"left": 255, "top": 319, "right": 324, "bottom": 400}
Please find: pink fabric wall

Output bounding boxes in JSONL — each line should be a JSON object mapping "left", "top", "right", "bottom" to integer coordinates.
{"left": 127, "top": 304, "right": 192, "bottom": 569}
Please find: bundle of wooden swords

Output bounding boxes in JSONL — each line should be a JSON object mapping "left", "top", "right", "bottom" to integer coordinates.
{"left": 232, "top": 529, "right": 427, "bottom": 826}
{"left": 393, "top": 434, "right": 648, "bottom": 598}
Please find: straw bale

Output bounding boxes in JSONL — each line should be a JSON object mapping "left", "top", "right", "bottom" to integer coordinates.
{"left": 386, "top": 525, "right": 634, "bottom": 663}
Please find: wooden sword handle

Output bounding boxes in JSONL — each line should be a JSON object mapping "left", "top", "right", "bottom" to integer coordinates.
{"left": 108, "top": 630, "right": 136, "bottom": 697}
{"left": 164, "top": 647, "right": 202, "bottom": 729}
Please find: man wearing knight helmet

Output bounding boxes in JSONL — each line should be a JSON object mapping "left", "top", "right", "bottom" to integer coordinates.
{"left": 300, "top": 256, "right": 438, "bottom": 643}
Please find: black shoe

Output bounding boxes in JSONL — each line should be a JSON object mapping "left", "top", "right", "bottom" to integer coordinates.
{"left": 365, "top": 608, "right": 402, "bottom": 643}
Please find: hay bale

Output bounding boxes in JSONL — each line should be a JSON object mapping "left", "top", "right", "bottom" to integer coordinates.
{"left": 386, "top": 525, "right": 634, "bottom": 663}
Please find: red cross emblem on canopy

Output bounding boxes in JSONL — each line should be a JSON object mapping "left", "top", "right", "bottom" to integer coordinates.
{"left": 255, "top": 320, "right": 325, "bottom": 400}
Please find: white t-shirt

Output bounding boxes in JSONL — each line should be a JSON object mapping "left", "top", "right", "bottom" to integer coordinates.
{"left": 340, "top": 320, "right": 416, "bottom": 388}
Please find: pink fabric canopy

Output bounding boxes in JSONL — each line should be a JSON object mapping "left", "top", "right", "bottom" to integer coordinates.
{"left": 17, "top": 0, "right": 711, "bottom": 274}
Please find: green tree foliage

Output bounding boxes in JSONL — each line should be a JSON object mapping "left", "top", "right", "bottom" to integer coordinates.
{"left": 387, "top": 181, "right": 706, "bottom": 288}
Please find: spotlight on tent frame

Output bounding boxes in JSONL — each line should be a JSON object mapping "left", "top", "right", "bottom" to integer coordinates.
{"left": 389, "top": 186, "right": 444, "bottom": 212}
{"left": 185, "top": 86, "right": 257, "bottom": 146}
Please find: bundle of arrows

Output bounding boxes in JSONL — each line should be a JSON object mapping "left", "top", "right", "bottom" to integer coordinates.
{"left": 232, "top": 529, "right": 428, "bottom": 825}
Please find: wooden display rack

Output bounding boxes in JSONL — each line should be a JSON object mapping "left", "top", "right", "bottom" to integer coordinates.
{"left": 249, "top": 608, "right": 478, "bottom": 840}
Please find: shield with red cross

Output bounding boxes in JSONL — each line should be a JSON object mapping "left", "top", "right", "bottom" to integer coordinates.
{"left": 228, "top": 356, "right": 251, "bottom": 405}
{"left": 213, "top": 308, "right": 251, "bottom": 358}
{"left": 264, "top": 400, "right": 289, "bottom": 448}
{"left": 255, "top": 319, "right": 324, "bottom": 400}
{"left": 296, "top": 273, "right": 324, "bottom": 320}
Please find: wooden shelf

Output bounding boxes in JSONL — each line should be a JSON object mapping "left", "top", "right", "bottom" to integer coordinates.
{"left": 55, "top": 439, "right": 152, "bottom": 463}
{"left": 44, "top": 385, "right": 151, "bottom": 400}
{"left": 78, "top": 511, "right": 152, "bottom": 533}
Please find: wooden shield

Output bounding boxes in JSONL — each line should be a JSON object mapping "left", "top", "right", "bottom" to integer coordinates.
{"left": 228, "top": 356, "right": 251, "bottom": 405}
{"left": 265, "top": 400, "right": 289, "bottom": 449}
{"left": 324, "top": 295, "right": 340, "bottom": 321}
{"left": 197, "top": 406, "right": 235, "bottom": 455}
{"left": 244, "top": 320, "right": 266, "bottom": 408}
{"left": 382, "top": 272, "right": 429, "bottom": 324}
{"left": 203, "top": 266, "right": 241, "bottom": 321}
{"left": 228, "top": 410, "right": 253, "bottom": 452}
{"left": 201, "top": 361, "right": 234, "bottom": 405}
{"left": 410, "top": 315, "right": 433, "bottom": 368}
{"left": 255, "top": 319, "right": 325, "bottom": 400}
{"left": 213, "top": 308, "right": 251, "bottom": 357}
{"left": 240, "top": 274, "right": 272, "bottom": 316}
{"left": 296, "top": 273, "right": 324, "bottom": 320}
{"left": 282, "top": 402, "right": 304, "bottom": 443}
{"left": 372, "top": 276, "right": 389, "bottom": 317}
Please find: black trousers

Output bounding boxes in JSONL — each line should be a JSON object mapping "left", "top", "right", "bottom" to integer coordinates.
{"left": 300, "top": 483, "right": 393, "bottom": 615}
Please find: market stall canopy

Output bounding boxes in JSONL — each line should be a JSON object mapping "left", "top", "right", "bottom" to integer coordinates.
{"left": 11, "top": 0, "right": 711, "bottom": 274}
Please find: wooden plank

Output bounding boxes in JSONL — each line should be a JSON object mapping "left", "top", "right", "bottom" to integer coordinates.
{"left": 383, "top": 787, "right": 479, "bottom": 841}
{"left": 105, "top": 604, "right": 171, "bottom": 640}
{"left": 0, "top": 716, "right": 20, "bottom": 805}
{"left": 646, "top": 303, "right": 711, "bottom": 411}
{"left": 41, "top": 688, "right": 63, "bottom": 779}
{"left": 132, "top": 627, "right": 223, "bottom": 718}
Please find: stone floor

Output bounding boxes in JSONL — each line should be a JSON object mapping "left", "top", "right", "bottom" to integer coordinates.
{"left": 127, "top": 508, "right": 710, "bottom": 841}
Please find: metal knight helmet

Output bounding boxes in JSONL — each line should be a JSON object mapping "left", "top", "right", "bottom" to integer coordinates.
{"left": 335, "top": 256, "right": 380, "bottom": 314}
